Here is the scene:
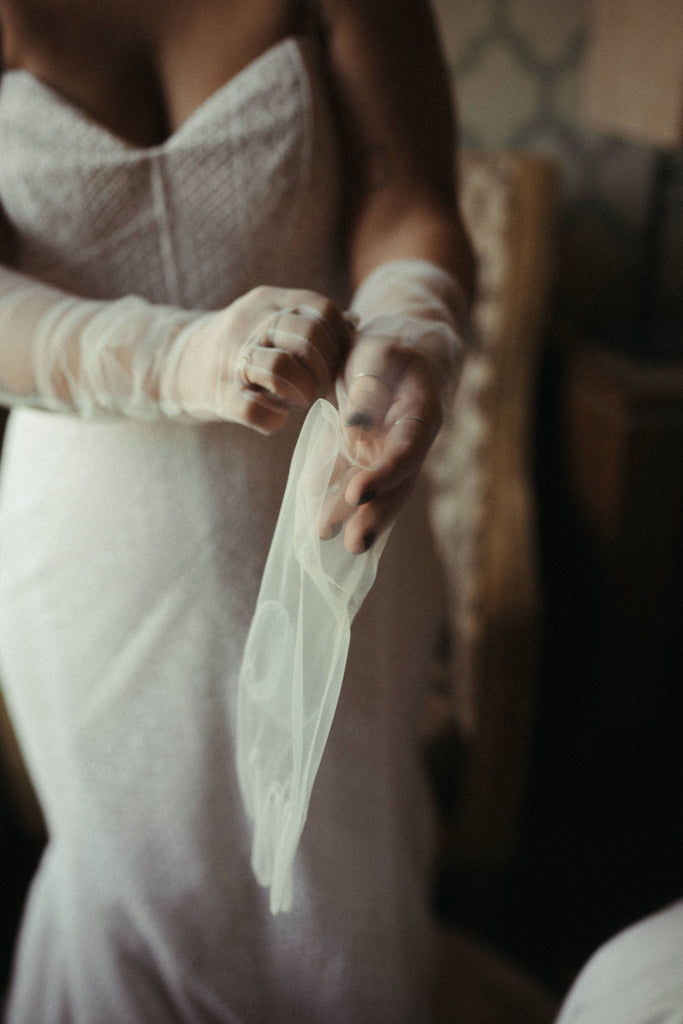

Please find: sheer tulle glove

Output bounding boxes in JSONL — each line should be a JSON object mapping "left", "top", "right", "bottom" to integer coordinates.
{"left": 334, "top": 258, "right": 470, "bottom": 552}
{"left": 160, "top": 286, "right": 350, "bottom": 432}
{"left": 237, "top": 397, "right": 395, "bottom": 913}
{"left": 0, "top": 268, "right": 349, "bottom": 432}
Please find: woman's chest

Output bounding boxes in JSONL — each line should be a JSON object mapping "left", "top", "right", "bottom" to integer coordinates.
{"left": 0, "top": 0, "right": 305, "bottom": 145}
{"left": 0, "top": 34, "right": 342, "bottom": 308}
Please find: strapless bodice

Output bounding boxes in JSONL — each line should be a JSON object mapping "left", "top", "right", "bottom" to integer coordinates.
{"left": 0, "top": 33, "right": 442, "bottom": 1024}
{"left": 0, "top": 36, "right": 343, "bottom": 309}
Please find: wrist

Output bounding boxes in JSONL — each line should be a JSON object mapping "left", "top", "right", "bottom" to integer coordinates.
{"left": 349, "top": 258, "right": 471, "bottom": 403}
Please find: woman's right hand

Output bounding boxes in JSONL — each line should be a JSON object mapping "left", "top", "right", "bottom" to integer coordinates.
{"left": 162, "top": 286, "right": 352, "bottom": 434}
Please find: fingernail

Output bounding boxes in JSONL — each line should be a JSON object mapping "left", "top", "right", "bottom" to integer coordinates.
{"left": 346, "top": 411, "right": 374, "bottom": 429}
{"left": 357, "top": 490, "right": 376, "bottom": 506}
{"left": 324, "top": 520, "right": 343, "bottom": 540}
{"left": 363, "top": 532, "right": 376, "bottom": 552}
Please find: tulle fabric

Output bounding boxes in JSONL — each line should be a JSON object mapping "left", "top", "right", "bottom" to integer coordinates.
{"left": 237, "top": 398, "right": 395, "bottom": 912}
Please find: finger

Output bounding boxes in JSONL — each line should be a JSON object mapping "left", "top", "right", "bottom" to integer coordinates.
{"left": 227, "top": 387, "right": 291, "bottom": 435}
{"left": 317, "top": 457, "right": 357, "bottom": 539}
{"left": 340, "top": 342, "right": 405, "bottom": 434}
{"left": 343, "top": 410, "right": 437, "bottom": 507}
{"left": 248, "top": 302, "right": 353, "bottom": 403}
{"left": 236, "top": 345, "right": 322, "bottom": 408}
{"left": 266, "top": 311, "right": 338, "bottom": 394}
{"left": 342, "top": 377, "right": 392, "bottom": 457}
{"left": 341, "top": 479, "right": 414, "bottom": 555}
{"left": 319, "top": 419, "right": 430, "bottom": 547}
{"left": 275, "top": 292, "right": 351, "bottom": 366}
{"left": 344, "top": 350, "right": 442, "bottom": 495}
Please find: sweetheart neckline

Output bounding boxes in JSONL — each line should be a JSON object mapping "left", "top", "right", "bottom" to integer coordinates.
{"left": 0, "top": 35, "right": 313, "bottom": 154}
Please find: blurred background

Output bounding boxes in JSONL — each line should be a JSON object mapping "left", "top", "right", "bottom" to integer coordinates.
{"left": 1, "top": 0, "right": 682, "bottom": 1012}
{"left": 428, "top": 0, "right": 683, "bottom": 1001}
{"left": 436, "top": 0, "right": 683, "bottom": 359}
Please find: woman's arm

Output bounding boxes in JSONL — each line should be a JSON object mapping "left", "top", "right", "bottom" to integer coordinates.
{"left": 316, "top": 0, "right": 476, "bottom": 552}
{"left": 0, "top": 41, "right": 349, "bottom": 431}
{"left": 318, "top": 0, "right": 474, "bottom": 291}
{"left": 0, "top": 260, "right": 350, "bottom": 432}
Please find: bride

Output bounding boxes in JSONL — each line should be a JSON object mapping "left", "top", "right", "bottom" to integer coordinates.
{"left": 0, "top": 1, "right": 474, "bottom": 1020}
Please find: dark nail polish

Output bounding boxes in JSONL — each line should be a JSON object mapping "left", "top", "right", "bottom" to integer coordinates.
{"left": 324, "top": 520, "right": 343, "bottom": 540}
{"left": 357, "top": 490, "right": 376, "bottom": 506}
{"left": 363, "top": 532, "right": 376, "bottom": 552}
{"left": 346, "top": 411, "right": 374, "bottom": 429}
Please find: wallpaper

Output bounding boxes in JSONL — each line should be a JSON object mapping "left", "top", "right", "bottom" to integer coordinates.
{"left": 433, "top": 0, "right": 683, "bottom": 359}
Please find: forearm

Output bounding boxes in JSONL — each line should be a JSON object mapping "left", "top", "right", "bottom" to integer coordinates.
{"left": 346, "top": 189, "right": 475, "bottom": 384}
{"left": 348, "top": 257, "right": 467, "bottom": 398}
{"left": 348, "top": 197, "right": 474, "bottom": 301}
{"left": 0, "top": 262, "right": 201, "bottom": 417}
{"left": 320, "top": 0, "right": 474, "bottom": 406}
{"left": 0, "top": 262, "right": 350, "bottom": 432}
{"left": 320, "top": 0, "right": 475, "bottom": 300}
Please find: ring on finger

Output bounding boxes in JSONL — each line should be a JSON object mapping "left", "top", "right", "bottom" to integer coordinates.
{"left": 236, "top": 349, "right": 255, "bottom": 387}
{"left": 393, "top": 415, "right": 432, "bottom": 433}
{"left": 353, "top": 372, "right": 387, "bottom": 384}
{"left": 265, "top": 307, "right": 296, "bottom": 345}
{"left": 292, "top": 304, "right": 345, "bottom": 353}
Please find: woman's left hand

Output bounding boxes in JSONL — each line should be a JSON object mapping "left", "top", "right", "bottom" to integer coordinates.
{"left": 327, "top": 332, "right": 444, "bottom": 555}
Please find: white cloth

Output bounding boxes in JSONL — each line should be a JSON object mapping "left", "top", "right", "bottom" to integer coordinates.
{"left": 555, "top": 900, "right": 683, "bottom": 1024}
{"left": 0, "top": 37, "right": 445, "bottom": 1022}
{"left": 237, "top": 398, "right": 399, "bottom": 915}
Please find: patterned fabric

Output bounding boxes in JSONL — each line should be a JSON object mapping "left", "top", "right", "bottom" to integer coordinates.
{"left": 0, "top": 38, "right": 443, "bottom": 1023}
{"left": 0, "top": 41, "right": 340, "bottom": 308}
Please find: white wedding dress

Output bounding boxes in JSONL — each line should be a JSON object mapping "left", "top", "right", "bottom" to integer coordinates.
{"left": 0, "top": 37, "right": 445, "bottom": 1022}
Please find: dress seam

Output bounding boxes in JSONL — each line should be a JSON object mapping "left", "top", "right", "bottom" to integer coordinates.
{"left": 149, "top": 153, "right": 182, "bottom": 306}
{"left": 273, "top": 44, "right": 315, "bottom": 283}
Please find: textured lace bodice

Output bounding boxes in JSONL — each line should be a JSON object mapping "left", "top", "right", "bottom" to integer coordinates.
{"left": 0, "top": 37, "right": 342, "bottom": 310}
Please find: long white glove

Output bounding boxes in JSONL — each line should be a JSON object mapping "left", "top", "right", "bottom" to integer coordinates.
{"left": 0, "top": 265, "right": 349, "bottom": 432}
{"left": 334, "top": 257, "right": 470, "bottom": 554}
{"left": 346, "top": 256, "right": 468, "bottom": 403}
